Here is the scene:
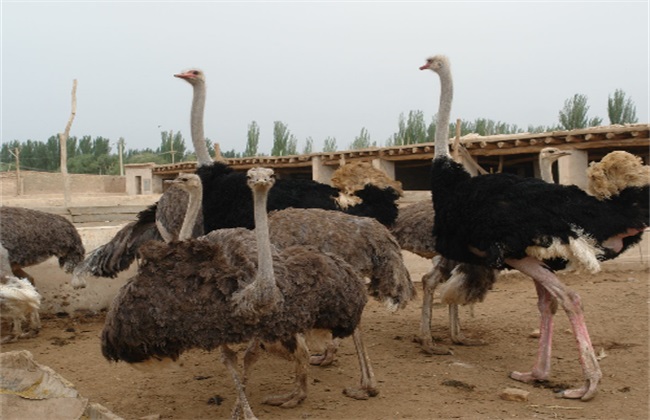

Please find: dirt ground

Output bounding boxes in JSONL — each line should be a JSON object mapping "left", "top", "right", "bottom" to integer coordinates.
{"left": 1, "top": 193, "right": 649, "bottom": 419}
{"left": 2, "top": 266, "right": 648, "bottom": 420}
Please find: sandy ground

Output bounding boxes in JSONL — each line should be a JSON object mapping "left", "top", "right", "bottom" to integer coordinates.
{"left": 1, "top": 193, "right": 649, "bottom": 419}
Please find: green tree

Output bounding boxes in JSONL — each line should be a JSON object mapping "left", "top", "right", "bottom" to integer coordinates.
{"left": 558, "top": 94, "right": 603, "bottom": 130}
{"left": 303, "top": 136, "right": 314, "bottom": 154}
{"left": 157, "top": 130, "right": 187, "bottom": 163}
{"left": 349, "top": 127, "right": 374, "bottom": 149}
{"left": 322, "top": 136, "right": 337, "bottom": 152}
{"left": 608, "top": 89, "right": 638, "bottom": 125}
{"left": 244, "top": 121, "right": 260, "bottom": 157}
{"left": 271, "top": 121, "right": 297, "bottom": 156}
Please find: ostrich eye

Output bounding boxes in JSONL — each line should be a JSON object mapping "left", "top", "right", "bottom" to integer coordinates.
{"left": 192, "top": 70, "right": 199, "bottom": 75}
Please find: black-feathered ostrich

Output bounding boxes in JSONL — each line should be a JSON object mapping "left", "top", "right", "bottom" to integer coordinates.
{"left": 420, "top": 54, "right": 649, "bottom": 401}
{"left": 73, "top": 68, "right": 400, "bottom": 286}
{"left": 393, "top": 147, "right": 570, "bottom": 355}
{"left": 102, "top": 167, "right": 378, "bottom": 419}
{"left": 0, "top": 206, "right": 85, "bottom": 287}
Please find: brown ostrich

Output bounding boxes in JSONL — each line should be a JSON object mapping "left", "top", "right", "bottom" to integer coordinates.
{"left": 392, "top": 146, "right": 571, "bottom": 354}
{"left": 266, "top": 207, "right": 415, "bottom": 365}
{"left": 102, "top": 167, "right": 378, "bottom": 419}
{"left": 0, "top": 206, "right": 85, "bottom": 287}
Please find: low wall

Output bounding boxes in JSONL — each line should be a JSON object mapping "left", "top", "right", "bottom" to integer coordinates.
{"left": 1, "top": 171, "right": 125, "bottom": 196}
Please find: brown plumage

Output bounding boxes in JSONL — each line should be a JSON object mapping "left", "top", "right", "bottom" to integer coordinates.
{"left": 0, "top": 206, "right": 85, "bottom": 287}
{"left": 102, "top": 168, "right": 378, "bottom": 418}
{"left": 331, "top": 161, "right": 404, "bottom": 208}
{"left": 268, "top": 206, "right": 415, "bottom": 365}
{"left": 269, "top": 208, "right": 414, "bottom": 311}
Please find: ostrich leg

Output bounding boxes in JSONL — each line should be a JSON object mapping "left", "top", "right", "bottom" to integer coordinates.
{"left": 262, "top": 334, "right": 309, "bottom": 408}
{"left": 220, "top": 345, "right": 257, "bottom": 420}
{"left": 505, "top": 257, "right": 601, "bottom": 401}
{"left": 415, "top": 257, "right": 452, "bottom": 355}
{"left": 343, "top": 326, "right": 379, "bottom": 399}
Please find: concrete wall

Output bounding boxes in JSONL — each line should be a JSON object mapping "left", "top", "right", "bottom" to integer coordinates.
{"left": 27, "top": 225, "right": 134, "bottom": 315}
{"left": 124, "top": 163, "right": 156, "bottom": 195}
{"left": 0, "top": 171, "right": 125, "bottom": 196}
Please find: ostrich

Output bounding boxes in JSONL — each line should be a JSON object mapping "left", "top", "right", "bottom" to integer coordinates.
{"left": 0, "top": 243, "right": 42, "bottom": 343}
{"left": 102, "top": 167, "right": 378, "bottom": 419}
{"left": 0, "top": 206, "right": 85, "bottom": 287}
{"left": 169, "top": 169, "right": 413, "bottom": 364}
{"left": 73, "top": 69, "right": 400, "bottom": 285}
{"left": 394, "top": 146, "right": 571, "bottom": 355}
{"left": 266, "top": 207, "right": 415, "bottom": 365}
{"left": 421, "top": 54, "right": 649, "bottom": 401}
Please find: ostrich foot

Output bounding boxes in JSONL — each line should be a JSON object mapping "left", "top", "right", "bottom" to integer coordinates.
{"left": 451, "top": 333, "right": 486, "bottom": 346}
{"left": 558, "top": 380, "right": 598, "bottom": 401}
{"left": 309, "top": 342, "right": 338, "bottom": 366}
{"left": 413, "top": 335, "right": 453, "bottom": 355}
{"left": 509, "top": 370, "right": 547, "bottom": 383}
{"left": 309, "top": 351, "right": 335, "bottom": 366}
{"left": 510, "top": 371, "right": 598, "bottom": 401}
{"left": 19, "top": 329, "right": 40, "bottom": 339}
{"left": 343, "top": 385, "right": 379, "bottom": 400}
{"left": 262, "top": 390, "right": 307, "bottom": 408}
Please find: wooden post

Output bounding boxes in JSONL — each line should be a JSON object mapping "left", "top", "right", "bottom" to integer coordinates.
{"left": 11, "top": 147, "right": 22, "bottom": 195}
{"left": 118, "top": 137, "right": 125, "bottom": 176}
{"left": 59, "top": 79, "right": 77, "bottom": 208}
{"left": 169, "top": 129, "right": 175, "bottom": 164}
{"left": 452, "top": 118, "right": 461, "bottom": 162}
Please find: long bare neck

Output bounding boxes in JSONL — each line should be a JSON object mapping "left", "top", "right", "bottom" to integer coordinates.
{"left": 178, "top": 187, "right": 203, "bottom": 241}
{"left": 252, "top": 186, "right": 275, "bottom": 288}
{"left": 434, "top": 67, "right": 453, "bottom": 159}
{"left": 540, "top": 157, "right": 555, "bottom": 183}
{"left": 190, "top": 81, "right": 212, "bottom": 167}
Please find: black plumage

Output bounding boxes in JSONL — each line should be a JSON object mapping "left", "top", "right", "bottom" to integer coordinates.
{"left": 421, "top": 54, "right": 649, "bottom": 402}
{"left": 431, "top": 160, "right": 648, "bottom": 269}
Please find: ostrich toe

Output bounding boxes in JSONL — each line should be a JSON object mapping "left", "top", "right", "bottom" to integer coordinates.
{"left": 343, "top": 385, "right": 379, "bottom": 400}
{"left": 262, "top": 389, "right": 307, "bottom": 408}
{"left": 413, "top": 335, "right": 454, "bottom": 355}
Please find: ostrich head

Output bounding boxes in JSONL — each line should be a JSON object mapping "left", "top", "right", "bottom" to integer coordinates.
{"left": 174, "top": 69, "right": 205, "bottom": 86}
{"left": 540, "top": 147, "right": 571, "bottom": 164}
{"left": 419, "top": 55, "right": 450, "bottom": 72}
{"left": 172, "top": 172, "right": 202, "bottom": 192}
{"left": 247, "top": 167, "right": 276, "bottom": 192}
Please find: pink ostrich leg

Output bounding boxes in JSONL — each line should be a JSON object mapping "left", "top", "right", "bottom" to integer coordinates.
{"left": 505, "top": 257, "right": 602, "bottom": 401}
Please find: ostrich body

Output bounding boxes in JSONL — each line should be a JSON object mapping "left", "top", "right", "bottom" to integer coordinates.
{"left": 421, "top": 54, "right": 648, "bottom": 401}
{"left": 0, "top": 244, "right": 41, "bottom": 343}
{"left": 0, "top": 206, "right": 85, "bottom": 287}
{"left": 394, "top": 147, "right": 570, "bottom": 354}
{"left": 102, "top": 167, "right": 378, "bottom": 418}
{"left": 74, "top": 69, "right": 400, "bottom": 285}
{"left": 267, "top": 206, "right": 415, "bottom": 365}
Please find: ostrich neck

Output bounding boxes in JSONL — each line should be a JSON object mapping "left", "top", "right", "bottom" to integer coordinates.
{"left": 540, "top": 158, "right": 555, "bottom": 183}
{"left": 191, "top": 82, "right": 212, "bottom": 167}
{"left": 434, "top": 69, "right": 453, "bottom": 159}
{"left": 178, "top": 187, "right": 202, "bottom": 241}
{"left": 252, "top": 187, "right": 275, "bottom": 289}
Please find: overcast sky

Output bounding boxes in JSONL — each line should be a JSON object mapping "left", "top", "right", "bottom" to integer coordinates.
{"left": 2, "top": 1, "right": 648, "bottom": 157}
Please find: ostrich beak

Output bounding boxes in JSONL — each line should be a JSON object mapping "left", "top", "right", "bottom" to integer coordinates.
{"left": 419, "top": 64, "right": 429, "bottom": 70}
{"left": 174, "top": 72, "right": 193, "bottom": 79}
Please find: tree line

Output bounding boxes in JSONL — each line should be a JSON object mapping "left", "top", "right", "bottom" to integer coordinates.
{"left": 1, "top": 89, "right": 638, "bottom": 175}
